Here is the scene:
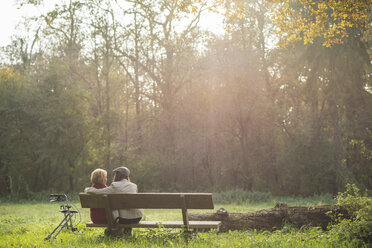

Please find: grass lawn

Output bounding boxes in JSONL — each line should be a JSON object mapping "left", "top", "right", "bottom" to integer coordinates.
{"left": 0, "top": 196, "right": 366, "bottom": 248}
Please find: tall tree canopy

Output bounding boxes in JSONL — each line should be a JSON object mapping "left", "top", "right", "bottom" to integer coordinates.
{"left": 270, "top": 0, "right": 371, "bottom": 47}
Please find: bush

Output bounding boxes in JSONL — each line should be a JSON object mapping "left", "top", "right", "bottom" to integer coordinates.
{"left": 329, "top": 184, "right": 372, "bottom": 244}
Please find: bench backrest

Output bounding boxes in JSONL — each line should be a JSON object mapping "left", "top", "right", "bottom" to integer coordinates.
{"left": 80, "top": 193, "right": 214, "bottom": 209}
{"left": 79, "top": 193, "right": 215, "bottom": 230}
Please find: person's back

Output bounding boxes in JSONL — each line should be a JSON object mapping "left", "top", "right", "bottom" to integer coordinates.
{"left": 89, "top": 169, "right": 107, "bottom": 224}
{"left": 106, "top": 178, "right": 144, "bottom": 221}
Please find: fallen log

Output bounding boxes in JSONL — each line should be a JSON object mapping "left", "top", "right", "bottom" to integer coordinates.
{"left": 189, "top": 203, "right": 348, "bottom": 231}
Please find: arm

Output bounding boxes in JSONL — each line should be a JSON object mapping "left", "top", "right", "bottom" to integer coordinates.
{"left": 84, "top": 185, "right": 116, "bottom": 194}
{"left": 84, "top": 181, "right": 138, "bottom": 194}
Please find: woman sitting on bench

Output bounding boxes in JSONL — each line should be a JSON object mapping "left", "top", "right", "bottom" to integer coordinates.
{"left": 89, "top": 168, "right": 108, "bottom": 224}
{"left": 84, "top": 166, "right": 144, "bottom": 234}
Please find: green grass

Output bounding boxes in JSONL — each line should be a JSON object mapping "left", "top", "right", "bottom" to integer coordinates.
{"left": 213, "top": 188, "right": 336, "bottom": 206}
{"left": 0, "top": 197, "right": 367, "bottom": 248}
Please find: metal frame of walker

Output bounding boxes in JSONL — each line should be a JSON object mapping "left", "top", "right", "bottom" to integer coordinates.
{"left": 44, "top": 195, "right": 78, "bottom": 241}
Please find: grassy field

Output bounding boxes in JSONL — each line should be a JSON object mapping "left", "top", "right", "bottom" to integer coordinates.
{"left": 0, "top": 194, "right": 367, "bottom": 248}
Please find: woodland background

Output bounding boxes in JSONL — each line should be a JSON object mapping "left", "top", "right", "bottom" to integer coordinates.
{"left": 0, "top": 0, "right": 371, "bottom": 197}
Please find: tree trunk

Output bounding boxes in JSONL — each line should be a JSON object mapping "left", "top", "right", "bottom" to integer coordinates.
{"left": 189, "top": 204, "right": 348, "bottom": 231}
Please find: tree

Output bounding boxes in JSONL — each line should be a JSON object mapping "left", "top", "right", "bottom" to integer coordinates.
{"left": 112, "top": 0, "right": 217, "bottom": 189}
{"left": 270, "top": 0, "right": 371, "bottom": 47}
{"left": 0, "top": 67, "right": 29, "bottom": 195}
{"left": 269, "top": 0, "right": 372, "bottom": 193}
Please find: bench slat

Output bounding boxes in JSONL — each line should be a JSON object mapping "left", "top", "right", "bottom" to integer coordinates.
{"left": 86, "top": 220, "right": 221, "bottom": 229}
{"left": 80, "top": 193, "right": 214, "bottom": 209}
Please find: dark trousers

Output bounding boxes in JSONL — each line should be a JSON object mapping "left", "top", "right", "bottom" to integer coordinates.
{"left": 117, "top": 217, "right": 142, "bottom": 224}
{"left": 116, "top": 217, "right": 142, "bottom": 235}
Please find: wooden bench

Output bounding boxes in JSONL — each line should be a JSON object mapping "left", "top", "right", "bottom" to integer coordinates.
{"left": 79, "top": 193, "right": 221, "bottom": 233}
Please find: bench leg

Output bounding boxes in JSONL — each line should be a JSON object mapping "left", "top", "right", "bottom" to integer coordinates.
{"left": 182, "top": 228, "right": 194, "bottom": 245}
{"left": 104, "top": 227, "right": 132, "bottom": 237}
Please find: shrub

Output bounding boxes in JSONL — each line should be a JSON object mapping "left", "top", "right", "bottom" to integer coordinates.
{"left": 329, "top": 184, "right": 372, "bottom": 244}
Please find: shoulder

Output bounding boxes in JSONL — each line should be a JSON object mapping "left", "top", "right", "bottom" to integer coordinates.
{"left": 127, "top": 181, "right": 138, "bottom": 189}
{"left": 110, "top": 180, "right": 138, "bottom": 192}
{"left": 110, "top": 181, "right": 123, "bottom": 188}
{"left": 127, "top": 181, "right": 137, "bottom": 187}
{"left": 122, "top": 180, "right": 138, "bottom": 192}
{"left": 110, "top": 180, "right": 136, "bottom": 187}
{"left": 112, "top": 180, "right": 136, "bottom": 185}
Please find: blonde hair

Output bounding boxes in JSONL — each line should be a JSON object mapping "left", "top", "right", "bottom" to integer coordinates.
{"left": 90, "top": 168, "right": 107, "bottom": 185}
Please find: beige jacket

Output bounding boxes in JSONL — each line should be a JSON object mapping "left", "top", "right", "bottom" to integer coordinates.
{"left": 84, "top": 179, "right": 144, "bottom": 220}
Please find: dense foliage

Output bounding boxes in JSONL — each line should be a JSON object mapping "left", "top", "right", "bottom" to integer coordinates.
{"left": 0, "top": 0, "right": 371, "bottom": 196}
{"left": 270, "top": 0, "right": 371, "bottom": 47}
{"left": 329, "top": 184, "right": 372, "bottom": 244}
